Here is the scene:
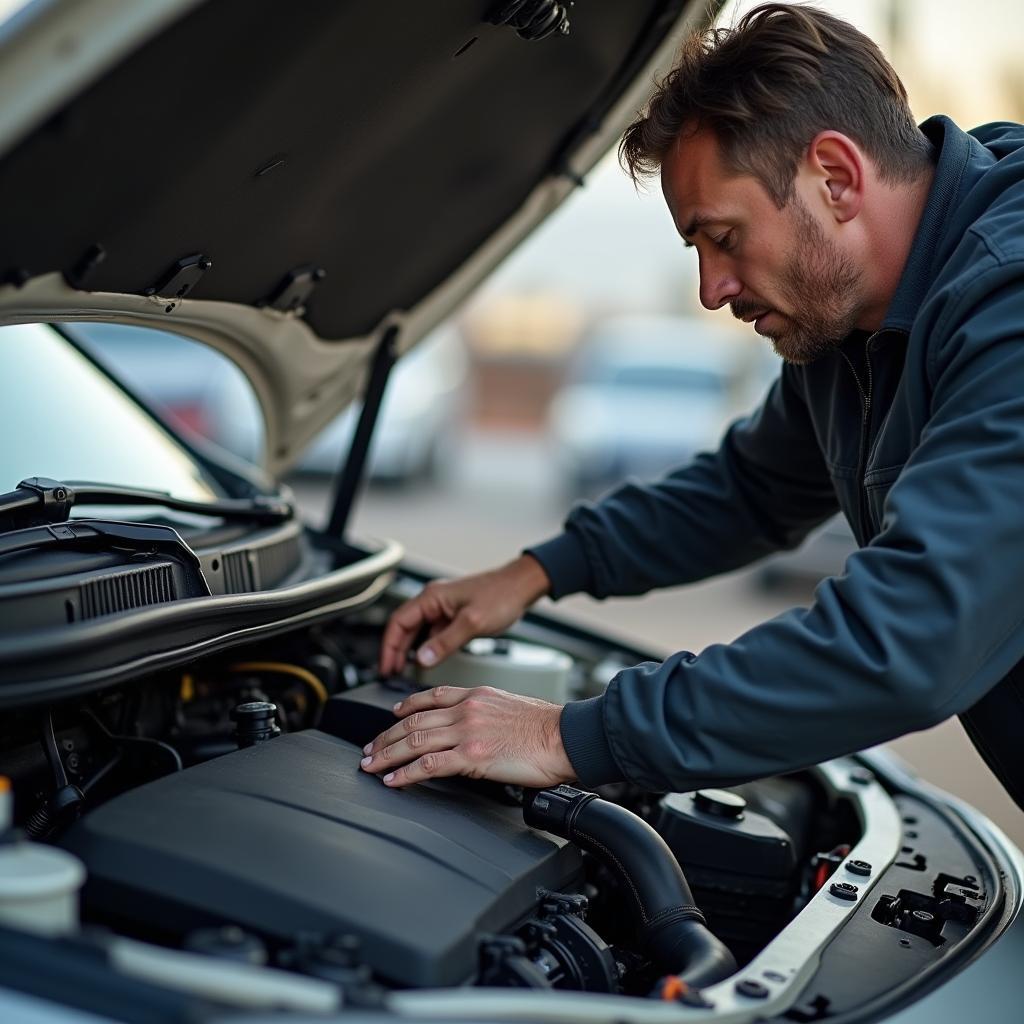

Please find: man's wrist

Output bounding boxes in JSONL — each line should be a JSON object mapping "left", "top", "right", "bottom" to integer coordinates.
{"left": 522, "top": 532, "right": 592, "bottom": 601}
{"left": 559, "top": 696, "right": 625, "bottom": 788}
{"left": 542, "top": 702, "right": 577, "bottom": 783}
{"left": 505, "top": 553, "right": 551, "bottom": 605}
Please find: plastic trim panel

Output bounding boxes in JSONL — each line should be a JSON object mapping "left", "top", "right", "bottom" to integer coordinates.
{"left": 0, "top": 538, "right": 401, "bottom": 704}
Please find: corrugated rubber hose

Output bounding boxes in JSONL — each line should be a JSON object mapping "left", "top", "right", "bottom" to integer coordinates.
{"left": 523, "top": 785, "right": 736, "bottom": 988}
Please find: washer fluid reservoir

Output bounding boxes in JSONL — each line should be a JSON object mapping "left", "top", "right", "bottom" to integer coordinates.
{"left": 418, "top": 638, "right": 573, "bottom": 703}
{"left": 0, "top": 778, "right": 85, "bottom": 936}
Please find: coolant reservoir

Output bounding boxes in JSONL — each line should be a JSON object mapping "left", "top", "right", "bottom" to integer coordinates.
{"left": 0, "top": 778, "right": 85, "bottom": 936}
{"left": 418, "top": 638, "right": 573, "bottom": 703}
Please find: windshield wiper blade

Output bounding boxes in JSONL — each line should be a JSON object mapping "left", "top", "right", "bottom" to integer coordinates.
{"left": 0, "top": 477, "right": 293, "bottom": 531}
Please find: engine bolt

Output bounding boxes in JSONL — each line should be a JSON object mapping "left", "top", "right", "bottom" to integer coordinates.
{"left": 830, "top": 881, "right": 859, "bottom": 901}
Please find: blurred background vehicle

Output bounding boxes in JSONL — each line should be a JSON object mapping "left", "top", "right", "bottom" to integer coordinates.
{"left": 76, "top": 322, "right": 469, "bottom": 485}
{"left": 758, "top": 514, "right": 858, "bottom": 589}
{"left": 296, "top": 325, "right": 468, "bottom": 481}
{"left": 548, "top": 314, "right": 755, "bottom": 498}
{"left": 74, "top": 322, "right": 264, "bottom": 464}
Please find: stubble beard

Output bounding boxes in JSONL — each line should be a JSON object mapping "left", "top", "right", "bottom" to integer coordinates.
{"left": 738, "top": 197, "right": 863, "bottom": 365}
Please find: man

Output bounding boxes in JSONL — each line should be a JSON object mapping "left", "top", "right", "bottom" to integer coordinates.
{"left": 360, "top": 3, "right": 1024, "bottom": 807}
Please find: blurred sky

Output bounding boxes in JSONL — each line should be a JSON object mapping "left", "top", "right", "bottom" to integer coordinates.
{"left": 723, "top": 0, "right": 1024, "bottom": 124}
{"left": 0, "top": 0, "right": 28, "bottom": 24}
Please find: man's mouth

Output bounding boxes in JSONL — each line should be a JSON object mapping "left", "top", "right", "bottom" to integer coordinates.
{"left": 731, "top": 303, "right": 782, "bottom": 337}
{"left": 753, "top": 313, "right": 774, "bottom": 336}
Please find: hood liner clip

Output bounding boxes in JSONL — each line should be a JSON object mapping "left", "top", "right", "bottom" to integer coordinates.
{"left": 64, "top": 243, "right": 107, "bottom": 290}
{"left": 144, "top": 253, "right": 212, "bottom": 301}
{"left": 261, "top": 264, "right": 327, "bottom": 314}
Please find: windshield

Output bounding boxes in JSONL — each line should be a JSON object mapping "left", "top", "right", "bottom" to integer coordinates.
{"left": 0, "top": 323, "right": 221, "bottom": 501}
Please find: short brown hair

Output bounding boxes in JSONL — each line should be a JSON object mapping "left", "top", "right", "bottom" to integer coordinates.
{"left": 620, "top": 3, "right": 933, "bottom": 206}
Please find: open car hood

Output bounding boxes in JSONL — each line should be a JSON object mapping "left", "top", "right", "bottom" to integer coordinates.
{"left": 0, "top": 0, "right": 705, "bottom": 477}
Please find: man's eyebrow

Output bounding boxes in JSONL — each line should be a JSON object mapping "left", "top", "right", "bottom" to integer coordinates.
{"left": 681, "top": 213, "right": 712, "bottom": 247}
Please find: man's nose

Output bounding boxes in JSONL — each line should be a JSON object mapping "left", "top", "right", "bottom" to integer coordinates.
{"left": 698, "top": 257, "right": 742, "bottom": 311}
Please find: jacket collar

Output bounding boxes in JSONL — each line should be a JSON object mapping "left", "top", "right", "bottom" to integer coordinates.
{"left": 881, "top": 115, "right": 972, "bottom": 332}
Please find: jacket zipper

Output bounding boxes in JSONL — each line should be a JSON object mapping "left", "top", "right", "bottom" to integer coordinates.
{"left": 839, "top": 334, "right": 878, "bottom": 535}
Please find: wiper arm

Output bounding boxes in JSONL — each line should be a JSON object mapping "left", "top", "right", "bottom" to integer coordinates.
{"left": 0, "top": 519, "right": 210, "bottom": 597}
{"left": 0, "top": 477, "right": 293, "bottom": 531}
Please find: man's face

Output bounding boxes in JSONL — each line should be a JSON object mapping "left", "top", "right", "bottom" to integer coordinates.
{"left": 661, "top": 128, "right": 863, "bottom": 364}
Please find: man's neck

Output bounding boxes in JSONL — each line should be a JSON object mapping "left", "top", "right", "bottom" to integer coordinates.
{"left": 856, "top": 166, "right": 936, "bottom": 332}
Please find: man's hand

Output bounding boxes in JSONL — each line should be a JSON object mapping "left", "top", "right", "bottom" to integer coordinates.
{"left": 378, "top": 555, "right": 551, "bottom": 675}
{"left": 358, "top": 684, "right": 576, "bottom": 789}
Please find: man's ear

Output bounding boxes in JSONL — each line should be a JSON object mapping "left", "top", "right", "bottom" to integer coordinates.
{"left": 805, "top": 131, "right": 864, "bottom": 223}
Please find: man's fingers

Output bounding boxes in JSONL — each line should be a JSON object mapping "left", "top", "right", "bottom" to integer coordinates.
{"left": 379, "top": 593, "right": 438, "bottom": 675}
{"left": 380, "top": 749, "right": 460, "bottom": 788}
{"left": 379, "top": 617, "right": 418, "bottom": 677}
{"left": 360, "top": 726, "right": 461, "bottom": 776}
{"left": 363, "top": 708, "right": 457, "bottom": 756}
{"left": 392, "top": 684, "right": 471, "bottom": 718}
{"left": 358, "top": 686, "right": 574, "bottom": 791}
{"left": 415, "top": 609, "right": 486, "bottom": 668}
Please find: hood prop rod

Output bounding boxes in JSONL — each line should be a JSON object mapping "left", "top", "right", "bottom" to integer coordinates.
{"left": 326, "top": 325, "right": 399, "bottom": 541}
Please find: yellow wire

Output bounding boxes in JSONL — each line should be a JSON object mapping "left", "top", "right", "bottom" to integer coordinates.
{"left": 228, "top": 661, "right": 329, "bottom": 706}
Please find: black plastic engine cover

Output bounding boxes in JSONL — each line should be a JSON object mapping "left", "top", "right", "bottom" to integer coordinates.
{"left": 62, "top": 730, "right": 582, "bottom": 986}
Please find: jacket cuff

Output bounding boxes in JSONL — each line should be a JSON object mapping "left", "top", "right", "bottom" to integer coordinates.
{"left": 523, "top": 531, "right": 592, "bottom": 601}
{"left": 559, "top": 696, "right": 626, "bottom": 788}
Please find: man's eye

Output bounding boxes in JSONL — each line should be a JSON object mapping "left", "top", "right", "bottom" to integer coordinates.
{"left": 714, "top": 231, "right": 736, "bottom": 252}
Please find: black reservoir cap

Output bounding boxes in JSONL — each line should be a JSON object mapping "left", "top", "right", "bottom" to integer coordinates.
{"left": 692, "top": 789, "right": 747, "bottom": 819}
{"left": 230, "top": 701, "right": 281, "bottom": 748}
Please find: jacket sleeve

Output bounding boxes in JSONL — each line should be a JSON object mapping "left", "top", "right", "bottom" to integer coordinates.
{"left": 526, "top": 363, "right": 839, "bottom": 601}
{"left": 561, "top": 265, "right": 1024, "bottom": 791}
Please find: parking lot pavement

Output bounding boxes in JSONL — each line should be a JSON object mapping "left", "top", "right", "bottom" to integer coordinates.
{"left": 286, "top": 430, "right": 1024, "bottom": 847}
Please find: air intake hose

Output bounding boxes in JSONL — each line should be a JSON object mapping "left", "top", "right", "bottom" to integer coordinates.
{"left": 523, "top": 786, "right": 736, "bottom": 988}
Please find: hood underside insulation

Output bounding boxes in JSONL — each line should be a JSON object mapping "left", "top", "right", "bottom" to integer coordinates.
{"left": 0, "top": 0, "right": 682, "bottom": 339}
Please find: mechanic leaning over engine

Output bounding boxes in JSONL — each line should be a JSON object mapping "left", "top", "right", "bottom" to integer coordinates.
{"left": 361, "top": 3, "right": 1024, "bottom": 809}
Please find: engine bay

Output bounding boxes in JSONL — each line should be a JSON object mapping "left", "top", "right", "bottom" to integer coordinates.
{"left": 0, "top": 580, "right": 1008, "bottom": 1020}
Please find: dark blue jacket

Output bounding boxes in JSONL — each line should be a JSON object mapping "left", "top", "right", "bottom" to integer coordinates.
{"left": 528, "top": 116, "right": 1024, "bottom": 805}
